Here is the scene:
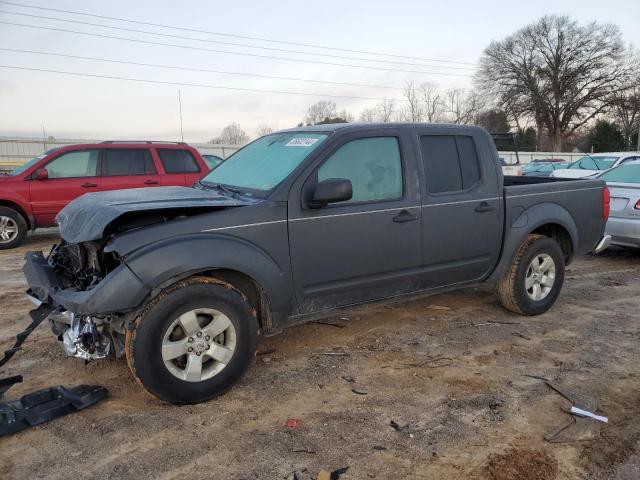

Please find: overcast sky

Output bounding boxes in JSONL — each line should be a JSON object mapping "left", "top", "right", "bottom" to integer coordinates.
{"left": 0, "top": 0, "right": 638, "bottom": 142}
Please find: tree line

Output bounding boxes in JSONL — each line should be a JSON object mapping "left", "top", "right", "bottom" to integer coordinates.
{"left": 210, "top": 15, "right": 639, "bottom": 153}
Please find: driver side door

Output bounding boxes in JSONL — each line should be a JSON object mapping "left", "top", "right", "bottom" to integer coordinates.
{"left": 287, "top": 131, "right": 422, "bottom": 314}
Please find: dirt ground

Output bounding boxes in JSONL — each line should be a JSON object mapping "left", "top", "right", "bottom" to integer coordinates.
{"left": 0, "top": 230, "right": 639, "bottom": 480}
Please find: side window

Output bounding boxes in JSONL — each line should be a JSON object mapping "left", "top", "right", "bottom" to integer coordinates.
{"left": 420, "top": 135, "right": 480, "bottom": 194}
{"left": 102, "top": 149, "right": 156, "bottom": 176}
{"left": 157, "top": 149, "right": 201, "bottom": 173}
{"left": 317, "top": 137, "right": 403, "bottom": 203}
{"left": 45, "top": 150, "right": 99, "bottom": 178}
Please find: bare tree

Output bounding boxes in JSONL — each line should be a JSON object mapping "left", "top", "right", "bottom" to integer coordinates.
{"left": 256, "top": 123, "right": 276, "bottom": 137}
{"left": 401, "top": 81, "right": 423, "bottom": 122}
{"left": 208, "top": 123, "right": 249, "bottom": 145}
{"left": 476, "top": 15, "right": 634, "bottom": 151}
{"left": 419, "top": 82, "right": 444, "bottom": 122}
{"left": 611, "top": 71, "right": 640, "bottom": 150}
{"left": 304, "top": 101, "right": 337, "bottom": 125}
{"left": 360, "top": 98, "right": 396, "bottom": 123}
{"left": 444, "top": 88, "right": 484, "bottom": 124}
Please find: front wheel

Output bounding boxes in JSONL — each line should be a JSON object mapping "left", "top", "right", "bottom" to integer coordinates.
{"left": 125, "top": 277, "right": 258, "bottom": 404}
{"left": 497, "top": 234, "right": 565, "bottom": 316}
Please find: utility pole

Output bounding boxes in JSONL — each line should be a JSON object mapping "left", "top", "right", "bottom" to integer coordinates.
{"left": 178, "top": 90, "right": 184, "bottom": 142}
{"left": 637, "top": 123, "right": 640, "bottom": 152}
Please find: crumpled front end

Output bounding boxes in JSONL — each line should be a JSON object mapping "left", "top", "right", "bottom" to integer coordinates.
{"left": 23, "top": 242, "right": 151, "bottom": 361}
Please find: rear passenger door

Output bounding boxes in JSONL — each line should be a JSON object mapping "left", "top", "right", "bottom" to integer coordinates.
{"left": 99, "top": 148, "right": 161, "bottom": 192}
{"left": 156, "top": 148, "right": 204, "bottom": 186}
{"left": 417, "top": 131, "right": 502, "bottom": 287}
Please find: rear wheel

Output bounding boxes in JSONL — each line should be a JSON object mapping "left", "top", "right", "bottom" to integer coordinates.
{"left": 497, "top": 234, "right": 565, "bottom": 315}
{"left": 0, "top": 207, "right": 27, "bottom": 250}
{"left": 125, "top": 277, "right": 258, "bottom": 404}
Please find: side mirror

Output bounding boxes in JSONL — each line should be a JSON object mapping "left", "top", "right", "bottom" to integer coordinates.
{"left": 308, "top": 178, "right": 352, "bottom": 209}
{"left": 35, "top": 168, "right": 48, "bottom": 180}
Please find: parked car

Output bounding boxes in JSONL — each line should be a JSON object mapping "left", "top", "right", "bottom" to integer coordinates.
{"left": 202, "top": 154, "right": 225, "bottom": 170}
{"left": 523, "top": 161, "right": 571, "bottom": 177}
{"left": 596, "top": 160, "right": 640, "bottom": 249}
{"left": 0, "top": 141, "right": 210, "bottom": 249}
{"left": 498, "top": 156, "right": 523, "bottom": 176}
{"left": 23, "top": 123, "right": 610, "bottom": 404}
{"left": 551, "top": 152, "right": 640, "bottom": 179}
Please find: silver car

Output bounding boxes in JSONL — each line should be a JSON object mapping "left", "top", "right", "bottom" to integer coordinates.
{"left": 597, "top": 161, "right": 640, "bottom": 248}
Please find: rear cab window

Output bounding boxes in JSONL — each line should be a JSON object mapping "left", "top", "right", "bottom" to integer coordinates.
{"left": 420, "top": 135, "right": 481, "bottom": 194}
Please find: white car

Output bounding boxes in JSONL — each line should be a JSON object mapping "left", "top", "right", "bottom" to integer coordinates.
{"left": 551, "top": 152, "right": 640, "bottom": 179}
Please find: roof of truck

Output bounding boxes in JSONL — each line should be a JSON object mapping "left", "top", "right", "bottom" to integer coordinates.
{"left": 281, "top": 122, "right": 486, "bottom": 134}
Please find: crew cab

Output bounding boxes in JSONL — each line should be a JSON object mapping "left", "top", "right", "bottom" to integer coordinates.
{"left": 0, "top": 141, "right": 210, "bottom": 249}
{"left": 22, "top": 124, "right": 611, "bottom": 404}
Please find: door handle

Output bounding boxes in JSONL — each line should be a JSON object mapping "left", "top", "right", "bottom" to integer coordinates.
{"left": 144, "top": 179, "right": 159, "bottom": 185}
{"left": 81, "top": 182, "right": 98, "bottom": 188}
{"left": 393, "top": 210, "right": 419, "bottom": 223}
{"left": 475, "top": 201, "right": 496, "bottom": 213}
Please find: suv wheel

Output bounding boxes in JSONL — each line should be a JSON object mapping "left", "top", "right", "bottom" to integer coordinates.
{"left": 0, "top": 207, "right": 27, "bottom": 250}
{"left": 497, "top": 234, "right": 565, "bottom": 315}
{"left": 125, "top": 276, "right": 258, "bottom": 404}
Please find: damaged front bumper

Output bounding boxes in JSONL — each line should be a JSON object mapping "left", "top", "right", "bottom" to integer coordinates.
{"left": 24, "top": 251, "right": 150, "bottom": 316}
{"left": 23, "top": 250, "right": 151, "bottom": 360}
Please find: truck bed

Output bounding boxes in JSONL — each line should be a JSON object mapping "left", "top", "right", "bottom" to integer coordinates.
{"left": 501, "top": 175, "right": 606, "bottom": 261}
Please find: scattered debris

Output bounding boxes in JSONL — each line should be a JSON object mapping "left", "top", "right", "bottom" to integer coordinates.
{"left": 512, "top": 332, "right": 531, "bottom": 341}
{"left": 310, "top": 320, "right": 345, "bottom": 329}
{"left": 0, "top": 384, "right": 108, "bottom": 436}
{"left": 427, "top": 304, "right": 451, "bottom": 311}
{"left": 341, "top": 375, "right": 355, "bottom": 383}
{"left": 285, "top": 418, "right": 302, "bottom": 429}
{"left": 292, "top": 447, "right": 316, "bottom": 454}
{"left": 317, "top": 471, "right": 331, "bottom": 480}
{"left": 372, "top": 445, "right": 387, "bottom": 451}
{"left": 398, "top": 355, "right": 453, "bottom": 369}
{"left": 257, "top": 348, "right": 276, "bottom": 356}
{"left": 351, "top": 388, "right": 368, "bottom": 395}
{"left": 525, "top": 375, "right": 606, "bottom": 442}
{"left": 389, "top": 420, "right": 408, "bottom": 432}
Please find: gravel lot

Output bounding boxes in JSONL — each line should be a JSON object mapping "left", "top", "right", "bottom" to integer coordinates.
{"left": 0, "top": 230, "right": 639, "bottom": 479}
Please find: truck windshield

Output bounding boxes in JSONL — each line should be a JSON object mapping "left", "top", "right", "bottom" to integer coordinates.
{"left": 568, "top": 156, "right": 618, "bottom": 170}
{"left": 200, "top": 132, "right": 328, "bottom": 194}
{"left": 10, "top": 153, "right": 47, "bottom": 176}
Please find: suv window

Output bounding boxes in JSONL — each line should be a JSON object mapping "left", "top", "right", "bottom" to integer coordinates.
{"left": 157, "top": 149, "right": 200, "bottom": 173}
{"left": 45, "top": 150, "right": 99, "bottom": 178}
{"left": 102, "top": 149, "right": 156, "bottom": 176}
{"left": 317, "top": 137, "right": 402, "bottom": 203}
{"left": 420, "top": 135, "right": 480, "bottom": 194}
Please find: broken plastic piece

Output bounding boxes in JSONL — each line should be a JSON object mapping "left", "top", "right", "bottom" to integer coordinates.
{"left": 0, "top": 384, "right": 108, "bottom": 436}
{"left": 570, "top": 406, "right": 608, "bottom": 423}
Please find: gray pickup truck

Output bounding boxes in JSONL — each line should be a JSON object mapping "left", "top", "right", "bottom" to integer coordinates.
{"left": 22, "top": 123, "right": 611, "bottom": 404}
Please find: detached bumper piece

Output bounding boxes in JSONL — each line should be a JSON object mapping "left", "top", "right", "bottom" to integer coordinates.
{"left": 0, "top": 384, "right": 107, "bottom": 436}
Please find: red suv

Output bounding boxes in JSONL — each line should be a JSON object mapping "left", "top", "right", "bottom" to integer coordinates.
{"left": 0, "top": 141, "right": 210, "bottom": 249}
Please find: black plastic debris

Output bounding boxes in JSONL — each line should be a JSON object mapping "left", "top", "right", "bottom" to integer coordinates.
{"left": 0, "top": 384, "right": 108, "bottom": 436}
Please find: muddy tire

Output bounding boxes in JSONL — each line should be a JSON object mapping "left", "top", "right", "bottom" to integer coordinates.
{"left": 497, "top": 234, "right": 565, "bottom": 316}
{"left": 125, "top": 276, "right": 258, "bottom": 404}
{"left": 0, "top": 207, "right": 27, "bottom": 250}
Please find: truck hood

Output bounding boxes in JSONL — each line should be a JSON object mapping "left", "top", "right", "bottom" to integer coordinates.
{"left": 551, "top": 169, "right": 598, "bottom": 179}
{"left": 56, "top": 186, "right": 257, "bottom": 243}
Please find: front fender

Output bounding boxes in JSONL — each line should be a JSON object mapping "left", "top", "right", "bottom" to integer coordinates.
{"left": 489, "top": 202, "right": 578, "bottom": 282}
{"left": 122, "top": 233, "right": 292, "bottom": 313}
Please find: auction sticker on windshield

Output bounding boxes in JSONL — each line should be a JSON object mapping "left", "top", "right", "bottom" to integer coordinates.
{"left": 285, "top": 138, "right": 319, "bottom": 147}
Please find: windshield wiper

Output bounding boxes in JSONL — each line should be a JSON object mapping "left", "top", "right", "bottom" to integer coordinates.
{"left": 199, "top": 181, "right": 242, "bottom": 197}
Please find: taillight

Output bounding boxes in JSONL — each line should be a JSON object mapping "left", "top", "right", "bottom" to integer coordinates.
{"left": 635, "top": 199, "right": 640, "bottom": 210}
{"left": 602, "top": 187, "right": 610, "bottom": 220}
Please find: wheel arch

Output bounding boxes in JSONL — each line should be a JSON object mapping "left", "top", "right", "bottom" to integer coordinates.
{"left": 490, "top": 202, "right": 578, "bottom": 282}
{"left": 124, "top": 234, "right": 293, "bottom": 333}
{"left": 0, "top": 200, "right": 32, "bottom": 229}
